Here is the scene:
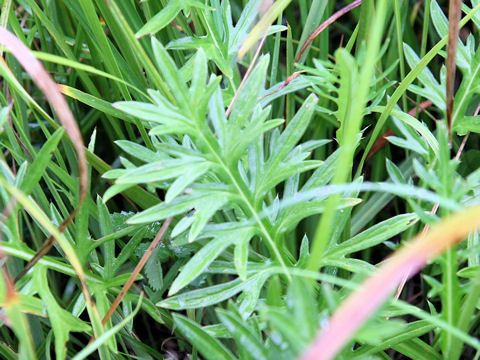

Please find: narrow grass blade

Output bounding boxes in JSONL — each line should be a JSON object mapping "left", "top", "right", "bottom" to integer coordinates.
{"left": 0, "top": 28, "right": 87, "bottom": 204}
{"left": 72, "top": 295, "right": 143, "bottom": 360}
{"left": 173, "top": 313, "right": 236, "bottom": 360}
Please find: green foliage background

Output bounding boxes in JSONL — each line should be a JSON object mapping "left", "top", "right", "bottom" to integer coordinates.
{"left": 1, "top": 0, "right": 480, "bottom": 359}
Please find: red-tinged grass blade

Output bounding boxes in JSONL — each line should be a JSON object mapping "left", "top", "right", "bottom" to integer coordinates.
{"left": 0, "top": 28, "right": 87, "bottom": 202}
{"left": 0, "top": 28, "right": 88, "bottom": 281}
{"left": 446, "top": 0, "right": 462, "bottom": 141}
{"left": 295, "top": 0, "right": 362, "bottom": 63}
{"left": 299, "top": 205, "right": 480, "bottom": 360}
{"left": 267, "top": 0, "right": 362, "bottom": 98}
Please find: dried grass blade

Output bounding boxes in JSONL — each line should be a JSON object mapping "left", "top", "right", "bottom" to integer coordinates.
{"left": 238, "top": 0, "right": 288, "bottom": 60}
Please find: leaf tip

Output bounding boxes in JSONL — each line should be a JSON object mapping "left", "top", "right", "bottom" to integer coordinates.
{"left": 167, "top": 286, "right": 179, "bottom": 297}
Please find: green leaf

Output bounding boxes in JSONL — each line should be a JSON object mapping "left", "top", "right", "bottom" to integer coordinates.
{"left": 238, "top": 0, "right": 293, "bottom": 59}
{"left": 454, "top": 116, "right": 480, "bottom": 135}
{"left": 97, "top": 195, "right": 114, "bottom": 278}
{"left": 385, "top": 158, "right": 406, "bottom": 184}
{"left": 229, "top": 55, "right": 269, "bottom": 127}
{"left": 0, "top": 105, "right": 9, "bottom": 132}
{"left": 34, "top": 266, "right": 91, "bottom": 359}
{"left": 113, "top": 100, "right": 190, "bottom": 129}
{"left": 228, "top": 0, "right": 263, "bottom": 51}
{"left": 20, "top": 127, "right": 64, "bottom": 195}
{"left": 127, "top": 194, "right": 200, "bottom": 224}
{"left": 0, "top": 178, "right": 106, "bottom": 347}
{"left": 387, "top": 135, "right": 429, "bottom": 156}
{"left": 322, "top": 257, "right": 375, "bottom": 273}
{"left": 228, "top": 117, "right": 285, "bottom": 163}
{"left": 169, "top": 236, "right": 235, "bottom": 295}
{"left": 190, "top": 48, "right": 208, "bottom": 103}
{"left": 217, "top": 308, "right": 268, "bottom": 360}
{"left": 352, "top": 320, "right": 437, "bottom": 358}
{"left": 165, "top": 162, "right": 210, "bottom": 203}
{"left": 388, "top": 108, "right": 439, "bottom": 157}
{"left": 403, "top": 43, "right": 444, "bottom": 110}
{"left": 236, "top": 269, "right": 271, "bottom": 318}
{"left": 258, "top": 94, "right": 318, "bottom": 196}
{"left": 271, "top": 93, "right": 319, "bottom": 165}
{"left": 188, "top": 194, "right": 230, "bottom": 242}
{"left": 170, "top": 226, "right": 255, "bottom": 295}
{"left": 102, "top": 183, "right": 136, "bottom": 204}
{"left": 392, "top": 339, "right": 443, "bottom": 360}
{"left": 112, "top": 228, "right": 147, "bottom": 274}
{"left": 14, "top": 294, "right": 46, "bottom": 317}
{"left": 115, "top": 140, "right": 162, "bottom": 163}
{"left": 429, "top": 0, "right": 448, "bottom": 37}
{"left": 61, "top": 85, "right": 138, "bottom": 122}
{"left": 171, "top": 216, "right": 195, "bottom": 237}
{"left": 3, "top": 297, "right": 37, "bottom": 360}
{"left": 115, "top": 158, "right": 206, "bottom": 185}
{"left": 173, "top": 313, "right": 236, "bottom": 360}
{"left": 457, "top": 265, "right": 480, "bottom": 278}
{"left": 135, "top": 1, "right": 184, "bottom": 38}
{"left": 259, "top": 159, "right": 323, "bottom": 197}
{"left": 274, "top": 197, "right": 361, "bottom": 236}
{"left": 326, "top": 213, "right": 418, "bottom": 257}
{"left": 335, "top": 49, "right": 358, "bottom": 144}
{"left": 413, "top": 159, "right": 442, "bottom": 191}
{"left": 355, "top": 318, "right": 407, "bottom": 346}
{"left": 151, "top": 38, "right": 190, "bottom": 106}
{"left": 166, "top": 35, "right": 233, "bottom": 79}
{"left": 430, "top": 0, "right": 471, "bottom": 72}
{"left": 72, "top": 295, "right": 143, "bottom": 360}
{"left": 203, "top": 323, "right": 231, "bottom": 338}
{"left": 351, "top": 159, "right": 414, "bottom": 235}
{"left": 159, "top": 270, "right": 274, "bottom": 309}
{"left": 127, "top": 187, "right": 231, "bottom": 224}
{"left": 266, "top": 308, "right": 305, "bottom": 355}
{"left": 296, "top": 235, "right": 310, "bottom": 268}
{"left": 234, "top": 239, "right": 249, "bottom": 281}
{"left": 144, "top": 248, "right": 163, "bottom": 291}
{"left": 287, "top": 278, "right": 318, "bottom": 342}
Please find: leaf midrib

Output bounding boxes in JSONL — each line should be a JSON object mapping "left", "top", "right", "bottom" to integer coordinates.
{"left": 195, "top": 123, "right": 291, "bottom": 278}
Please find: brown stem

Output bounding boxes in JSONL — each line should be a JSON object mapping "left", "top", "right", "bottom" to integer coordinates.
{"left": 446, "top": 0, "right": 462, "bottom": 141}
{"left": 89, "top": 217, "right": 172, "bottom": 343}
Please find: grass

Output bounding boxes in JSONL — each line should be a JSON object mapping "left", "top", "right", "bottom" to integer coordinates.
{"left": 1, "top": 0, "right": 480, "bottom": 359}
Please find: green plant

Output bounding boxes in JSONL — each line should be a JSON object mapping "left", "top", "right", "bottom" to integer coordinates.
{"left": 1, "top": 0, "right": 480, "bottom": 359}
